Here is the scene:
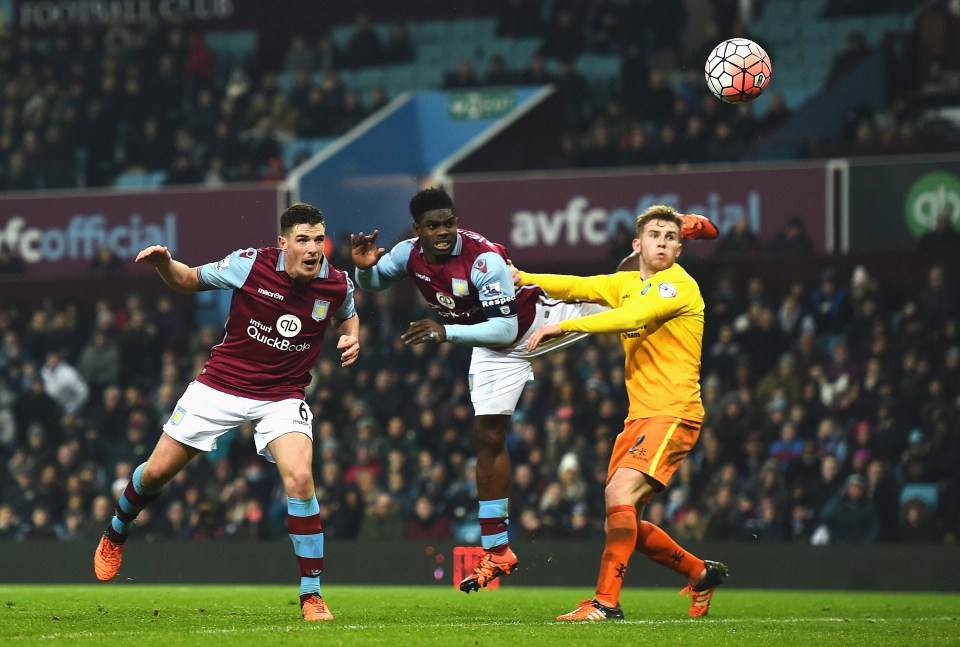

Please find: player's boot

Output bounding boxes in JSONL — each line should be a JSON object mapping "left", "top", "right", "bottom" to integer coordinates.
{"left": 301, "top": 595, "right": 334, "bottom": 621}
{"left": 556, "top": 598, "right": 625, "bottom": 621}
{"left": 680, "top": 559, "right": 729, "bottom": 617}
{"left": 458, "top": 546, "right": 519, "bottom": 593}
{"left": 679, "top": 213, "right": 719, "bottom": 240}
{"left": 93, "top": 531, "right": 125, "bottom": 581}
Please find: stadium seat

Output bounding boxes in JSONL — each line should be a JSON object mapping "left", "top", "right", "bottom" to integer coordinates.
{"left": 115, "top": 171, "right": 167, "bottom": 190}
{"left": 409, "top": 19, "right": 446, "bottom": 44}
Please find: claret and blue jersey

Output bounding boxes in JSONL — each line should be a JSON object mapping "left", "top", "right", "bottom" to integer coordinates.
{"left": 194, "top": 246, "right": 356, "bottom": 400}
{"left": 355, "top": 229, "right": 541, "bottom": 346}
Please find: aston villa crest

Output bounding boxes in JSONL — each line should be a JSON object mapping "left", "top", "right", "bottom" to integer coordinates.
{"left": 312, "top": 299, "right": 330, "bottom": 321}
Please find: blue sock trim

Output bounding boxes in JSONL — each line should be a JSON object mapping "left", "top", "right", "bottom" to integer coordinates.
{"left": 289, "top": 533, "right": 324, "bottom": 558}
{"left": 300, "top": 576, "right": 321, "bottom": 597}
{"left": 288, "top": 495, "right": 320, "bottom": 517}
{"left": 111, "top": 516, "right": 133, "bottom": 535}
{"left": 482, "top": 530, "right": 510, "bottom": 550}
{"left": 479, "top": 498, "right": 509, "bottom": 519}
{"left": 133, "top": 463, "right": 162, "bottom": 496}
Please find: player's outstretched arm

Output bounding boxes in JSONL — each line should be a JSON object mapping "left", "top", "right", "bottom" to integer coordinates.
{"left": 679, "top": 213, "right": 719, "bottom": 240}
{"left": 350, "top": 230, "right": 386, "bottom": 270}
{"left": 135, "top": 245, "right": 200, "bottom": 293}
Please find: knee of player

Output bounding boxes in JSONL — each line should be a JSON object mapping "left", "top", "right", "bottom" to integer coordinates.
{"left": 605, "top": 471, "right": 654, "bottom": 506}
{"left": 283, "top": 470, "right": 315, "bottom": 497}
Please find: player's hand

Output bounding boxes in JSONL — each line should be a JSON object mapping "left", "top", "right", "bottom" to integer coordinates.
{"left": 507, "top": 259, "right": 522, "bottom": 288}
{"left": 135, "top": 245, "right": 172, "bottom": 267}
{"left": 350, "top": 230, "right": 386, "bottom": 269}
{"left": 401, "top": 319, "right": 446, "bottom": 345}
{"left": 526, "top": 324, "right": 563, "bottom": 352}
{"left": 337, "top": 334, "right": 360, "bottom": 367}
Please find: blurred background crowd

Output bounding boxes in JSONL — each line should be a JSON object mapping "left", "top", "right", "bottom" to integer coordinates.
{"left": 1, "top": 235, "right": 957, "bottom": 546}
{"left": 0, "top": 0, "right": 956, "bottom": 191}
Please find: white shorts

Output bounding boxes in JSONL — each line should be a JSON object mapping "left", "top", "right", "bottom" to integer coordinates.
{"left": 162, "top": 381, "right": 313, "bottom": 463}
{"left": 469, "top": 297, "right": 608, "bottom": 416}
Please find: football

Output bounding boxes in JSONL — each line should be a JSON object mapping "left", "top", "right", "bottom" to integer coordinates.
{"left": 704, "top": 38, "right": 772, "bottom": 104}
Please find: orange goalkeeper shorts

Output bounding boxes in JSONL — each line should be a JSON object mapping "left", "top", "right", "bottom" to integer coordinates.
{"left": 607, "top": 416, "right": 702, "bottom": 488}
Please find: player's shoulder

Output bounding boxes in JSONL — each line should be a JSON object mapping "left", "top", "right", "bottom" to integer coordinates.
{"left": 460, "top": 229, "right": 504, "bottom": 251}
{"left": 656, "top": 264, "right": 702, "bottom": 299}
{"left": 663, "top": 263, "right": 698, "bottom": 284}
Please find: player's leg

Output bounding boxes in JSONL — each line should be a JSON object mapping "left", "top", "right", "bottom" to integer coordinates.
{"left": 258, "top": 401, "right": 331, "bottom": 622}
{"left": 459, "top": 347, "right": 527, "bottom": 593}
{"left": 558, "top": 417, "right": 672, "bottom": 620}
{"left": 95, "top": 433, "right": 200, "bottom": 581}
{"left": 627, "top": 417, "right": 728, "bottom": 617}
{"left": 556, "top": 464, "right": 646, "bottom": 621}
{"left": 95, "top": 380, "right": 250, "bottom": 582}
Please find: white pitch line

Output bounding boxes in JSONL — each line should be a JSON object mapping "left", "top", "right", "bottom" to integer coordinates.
{"left": 15, "top": 616, "right": 958, "bottom": 640}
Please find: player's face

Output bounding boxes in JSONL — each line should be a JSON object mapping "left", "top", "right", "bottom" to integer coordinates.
{"left": 633, "top": 219, "right": 681, "bottom": 276}
{"left": 414, "top": 209, "right": 458, "bottom": 261}
{"left": 280, "top": 222, "right": 326, "bottom": 283}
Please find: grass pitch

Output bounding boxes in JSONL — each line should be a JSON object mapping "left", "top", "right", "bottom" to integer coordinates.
{"left": 2, "top": 584, "right": 956, "bottom": 646}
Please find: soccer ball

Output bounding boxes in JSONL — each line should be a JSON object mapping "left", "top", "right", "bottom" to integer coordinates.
{"left": 704, "top": 38, "right": 772, "bottom": 104}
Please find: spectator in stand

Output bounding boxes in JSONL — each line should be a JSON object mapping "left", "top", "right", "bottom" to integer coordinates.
{"left": 283, "top": 35, "right": 316, "bottom": 75}
{"left": 484, "top": 55, "right": 516, "bottom": 86}
{"left": 520, "top": 54, "right": 556, "bottom": 85}
{"left": 817, "top": 474, "right": 881, "bottom": 543}
{"left": 0, "top": 242, "right": 26, "bottom": 274}
{"left": 826, "top": 31, "right": 871, "bottom": 86}
{"left": 766, "top": 216, "right": 815, "bottom": 256}
{"left": 384, "top": 24, "right": 416, "bottom": 64}
{"left": 443, "top": 59, "right": 480, "bottom": 90}
{"left": 540, "top": 9, "right": 585, "bottom": 62}
{"left": 918, "top": 211, "right": 960, "bottom": 249}
{"left": 404, "top": 495, "right": 452, "bottom": 539}
{"left": 898, "top": 498, "right": 940, "bottom": 542}
{"left": 359, "top": 492, "right": 404, "bottom": 541}
{"left": 344, "top": 13, "right": 385, "bottom": 68}
{"left": 40, "top": 350, "right": 88, "bottom": 417}
{"left": 716, "top": 216, "right": 760, "bottom": 256}
{"left": 757, "top": 91, "right": 793, "bottom": 136}
{"left": 810, "top": 268, "right": 852, "bottom": 342}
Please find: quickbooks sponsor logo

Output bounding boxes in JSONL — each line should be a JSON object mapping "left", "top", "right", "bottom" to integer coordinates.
{"left": 0, "top": 213, "right": 177, "bottom": 263}
{"left": 905, "top": 171, "right": 960, "bottom": 238}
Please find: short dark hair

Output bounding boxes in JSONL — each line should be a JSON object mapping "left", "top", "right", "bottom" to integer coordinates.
{"left": 280, "top": 202, "right": 324, "bottom": 234}
{"left": 409, "top": 187, "right": 454, "bottom": 223}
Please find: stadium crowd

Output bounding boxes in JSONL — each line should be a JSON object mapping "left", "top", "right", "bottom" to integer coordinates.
{"left": 0, "top": 236, "right": 957, "bottom": 546}
{"left": 0, "top": 0, "right": 956, "bottom": 191}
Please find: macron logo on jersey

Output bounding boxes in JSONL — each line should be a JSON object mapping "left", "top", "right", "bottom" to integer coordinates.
{"left": 258, "top": 287, "right": 284, "bottom": 301}
{"left": 415, "top": 272, "right": 431, "bottom": 282}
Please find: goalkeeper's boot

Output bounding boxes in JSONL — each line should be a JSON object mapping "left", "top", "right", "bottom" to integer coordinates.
{"left": 556, "top": 598, "right": 624, "bottom": 621}
{"left": 301, "top": 595, "right": 334, "bottom": 621}
{"left": 679, "top": 213, "right": 719, "bottom": 240}
{"left": 680, "top": 559, "right": 729, "bottom": 617}
{"left": 94, "top": 531, "right": 125, "bottom": 581}
{"left": 459, "top": 546, "right": 519, "bottom": 593}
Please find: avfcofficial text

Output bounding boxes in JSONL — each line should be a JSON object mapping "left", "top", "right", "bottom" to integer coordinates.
{"left": 0, "top": 213, "right": 176, "bottom": 263}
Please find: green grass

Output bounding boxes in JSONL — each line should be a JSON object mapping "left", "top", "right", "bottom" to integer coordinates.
{"left": 1, "top": 585, "right": 957, "bottom": 646}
